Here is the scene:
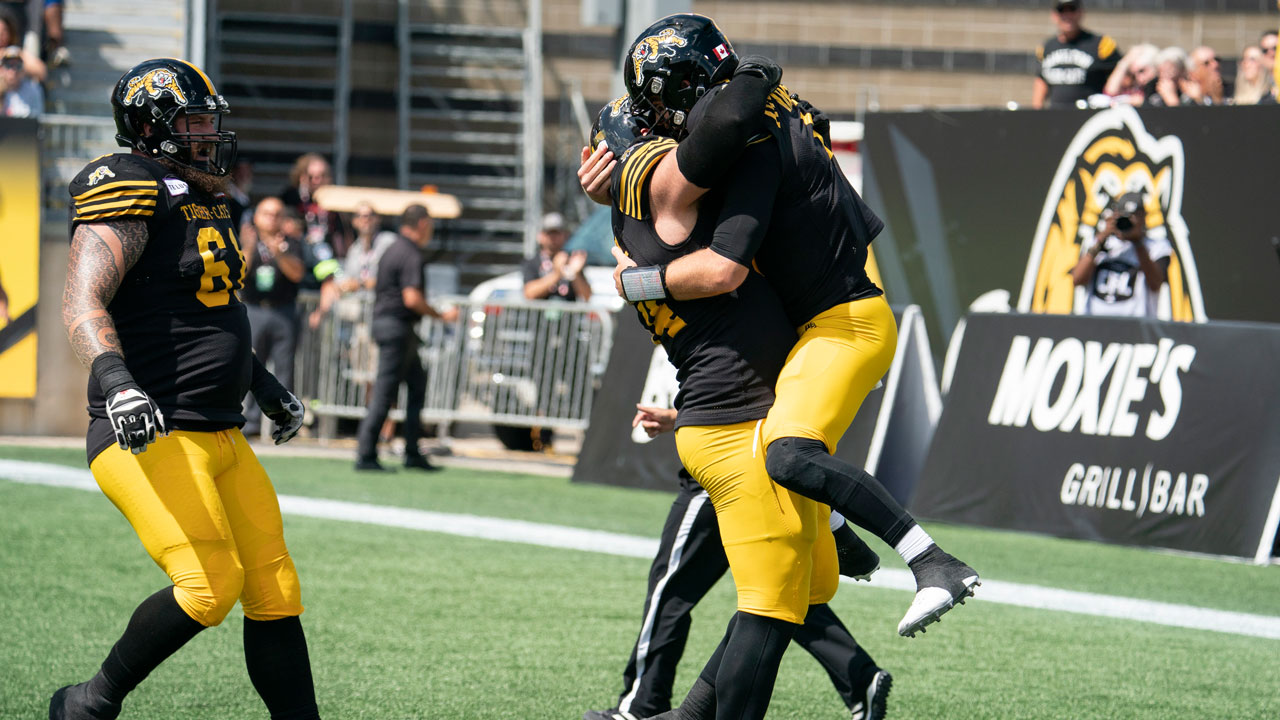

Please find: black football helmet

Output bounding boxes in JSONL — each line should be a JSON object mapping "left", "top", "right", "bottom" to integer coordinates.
{"left": 590, "top": 96, "right": 652, "bottom": 155}
{"left": 111, "top": 58, "right": 237, "bottom": 176}
{"left": 623, "top": 13, "right": 737, "bottom": 138}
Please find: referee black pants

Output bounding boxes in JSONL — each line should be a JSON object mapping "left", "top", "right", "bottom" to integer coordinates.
{"left": 356, "top": 317, "right": 427, "bottom": 462}
{"left": 613, "top": 472, "right": 878, "bottom": 717}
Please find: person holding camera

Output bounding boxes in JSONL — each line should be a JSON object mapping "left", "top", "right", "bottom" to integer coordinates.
{"left": 1071, "top": 192, "right": 1170, "bottom": 317}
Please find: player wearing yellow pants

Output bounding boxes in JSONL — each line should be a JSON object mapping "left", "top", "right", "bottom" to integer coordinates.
{"left": 90, "top": 429, "right": 302, "bottom": 627}
{"left": 675, "top": 422, "right": 837, "bottom": 625}
{"left": 598, "top": 58, "right": 876, "bottom": 713}
{"left": 596, "top": 24, "right": 980, "bottom": 643}
{"left": 52, "top": 57, "right": 317, "bottom": 720}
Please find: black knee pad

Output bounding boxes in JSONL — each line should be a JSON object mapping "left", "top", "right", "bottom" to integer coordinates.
{"left": 765, "top": 437, "right": 829, "bottom": 496}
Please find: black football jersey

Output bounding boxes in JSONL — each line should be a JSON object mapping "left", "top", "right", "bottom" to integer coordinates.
{"left": 611, "top": 138, "right": 795, "bottom": 429}
{"left": 753, "top": 85, "right": 884, "bottom": 327}
{"left": 69, "top": 153, "right": 252, "bottom": 461}
{"left": 1036, "top": 30, "right": 1120, "bottom": 109}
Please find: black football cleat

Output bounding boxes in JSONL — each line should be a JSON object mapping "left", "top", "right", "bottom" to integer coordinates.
{"left": 49, "top": 682, "right": 121, "bottom": 720}
{"left": 898, "top": 546, "right": 979, "bottom": 637}
{"left": 833, "top": 524, "right": 880, "bottom": 581}
{"left": 354, "top": 458, "right": 389, "bottom": 472}
{"left": 583, "top": 709, "right": 642, "bottom": 720}
{"left": 849, "top": 669, "right": 891, "bottom": 720}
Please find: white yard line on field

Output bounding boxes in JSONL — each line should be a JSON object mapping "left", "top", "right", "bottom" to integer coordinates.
{"left": 3, "top": 459, "right": 1278, "bottom": 641}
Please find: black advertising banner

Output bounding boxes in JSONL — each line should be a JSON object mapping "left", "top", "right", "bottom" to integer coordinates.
{"left": 862, "top": 106, "right": 1280, "bottom": 364}
{"left": 915, "top": 313, "right": 1280, "bottom": 562}
{"left": 574, "top": 307, "right": 939, "bottom": 501}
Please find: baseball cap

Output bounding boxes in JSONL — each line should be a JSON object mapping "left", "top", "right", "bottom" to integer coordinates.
{"left": 1054, "top": 0, "right": 1081, "bottom": 10}
{"left": 540, "top": 212, "right": 567, "bottom": 233}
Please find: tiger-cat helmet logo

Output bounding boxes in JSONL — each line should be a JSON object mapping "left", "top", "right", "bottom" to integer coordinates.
{"left": 1017, "top": 106, "right": 1205, "bottom": 322}
{"left": 123, "top": 68, "right": 189, "bottom": 108}
{"left": 631, "top": 28, "right": 688, "bottom": 87}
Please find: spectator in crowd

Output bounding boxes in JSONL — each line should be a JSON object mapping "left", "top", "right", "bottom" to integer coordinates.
{"left": 0, "top": 6, "right": 44, "bottom": 81}
{"left": 1233, "top": 45, "right": 1275, "bottom": 105}
{"left": 281, "top": 152, "right": 351, "bottom": 257}
{"left": 1032, "top": 0, "right": 1120, "bottom": 109}
{"left": 354, "top": 204, "right": 457, "bottom": 472}
{"left": 43, "top": 0, "right": 68, "bottom": 67}
{"left": 1146, "top": 47, "right": 1197, "bottom": 107}
{"left": 239, "top": 197, "right": 308, "bottom": 437}
{"left": 341, "top": 202, "right": 397, "bottom": 294}
{"left": 0, "top": 44, "right": 40, "bottom": 117}
{"left": 1071, "top": 192, "right": 1170, "bottom": 318}
{"left": 1188, "top": 46, "right": 1225, "bottom": 105}
{"left": 1104, "top": 43, "right": 1159, "bottom": 105}
{"left": 523, "top": 212, "right": 591, "bottom": 302}
{"left": 224, "top": 158, "right": 254, "bottom": 230}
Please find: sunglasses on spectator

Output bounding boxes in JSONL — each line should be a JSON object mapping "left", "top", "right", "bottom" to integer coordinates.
{"left": 1, "top": 59, "right": 21, "bottom": 71}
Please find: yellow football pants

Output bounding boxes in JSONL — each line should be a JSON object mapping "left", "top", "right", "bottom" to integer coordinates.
{"left": 763, "top": 295, "right": 897, "bottom": 453}
{"left": 90, "top": 428, "right": 303, "bottom": 627}
{"left": 675, "top": 421, "right": 837, "bottom": 624}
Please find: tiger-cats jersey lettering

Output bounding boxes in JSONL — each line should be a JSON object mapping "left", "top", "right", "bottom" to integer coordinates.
{"left": 693, "top": 84, "right": 885, "bottom": 328}
{"left": 70, "top": 153, "right": 252, "bottom": 462}
{"left": 611, "top": 137, "right": 795, "bottom": 430}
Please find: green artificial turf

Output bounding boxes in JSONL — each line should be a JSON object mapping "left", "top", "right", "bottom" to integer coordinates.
{"left": 1, "top": 446, "right": 1278, "bottom": 719}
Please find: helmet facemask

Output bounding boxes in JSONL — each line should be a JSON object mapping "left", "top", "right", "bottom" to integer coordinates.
{"left": 131, "top": 96, "right": 237, "bottom": 177}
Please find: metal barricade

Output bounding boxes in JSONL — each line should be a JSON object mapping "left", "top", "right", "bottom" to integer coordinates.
{"left": 39, "top": 115, "right": 122, "bottom": 225}
{"left": 293, "top": 292, "right": 615, "bottom": 435}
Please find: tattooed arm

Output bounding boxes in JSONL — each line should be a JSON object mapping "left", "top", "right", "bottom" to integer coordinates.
{"left": 62, "top": 220, "right": 149, "bottom": 368}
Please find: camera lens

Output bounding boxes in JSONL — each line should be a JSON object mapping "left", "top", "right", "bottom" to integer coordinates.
{"left": 1115, "top": 215, "right": 1134, "bottom": 232}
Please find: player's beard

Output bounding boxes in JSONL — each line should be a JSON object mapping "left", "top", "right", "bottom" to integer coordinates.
{"left": 158, "top": 158, "right": 230, "bottom": 196}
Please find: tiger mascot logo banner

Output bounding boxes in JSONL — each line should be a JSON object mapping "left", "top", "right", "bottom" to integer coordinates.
{"left": 123, "top": 68, "right": 189, "bottom": 108}
{"left": 1017, "top": 106, "right": 1205, "bottom": 322}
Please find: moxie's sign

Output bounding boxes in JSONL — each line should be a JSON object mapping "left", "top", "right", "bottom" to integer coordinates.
{"left": 914, "top": 313, "right": 1280, "bottom": 563}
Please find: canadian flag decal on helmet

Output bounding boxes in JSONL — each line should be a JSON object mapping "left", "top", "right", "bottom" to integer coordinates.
{"left": 713, "top": 43, "right": 729, "bottom": 60}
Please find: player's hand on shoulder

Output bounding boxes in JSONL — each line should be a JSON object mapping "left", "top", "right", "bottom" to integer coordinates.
{"left": 579, "top": 145, "right": 616, "bottom": 206}
{"left": 106, "top": 385, "right": 168, "bottom": 454}
{"left": 734, "top": 55, "right": 782, "bottom": 88}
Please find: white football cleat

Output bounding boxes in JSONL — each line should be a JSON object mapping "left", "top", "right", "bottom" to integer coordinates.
{"left": 898, "top": 547, "right": 979, "bottom": 638}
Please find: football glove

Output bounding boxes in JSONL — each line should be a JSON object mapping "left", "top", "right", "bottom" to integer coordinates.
{"left": 734, "top": 55, "right": 783, "bottom": 89}
{"left": 105, "top": 386, "right": 168, "bottom": 454}
{"left": 260, "top": 390, "right": 305, "bottom": 445}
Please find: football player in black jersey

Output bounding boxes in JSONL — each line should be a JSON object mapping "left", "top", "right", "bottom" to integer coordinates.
{"left": 52, "top": 58, "right": 319, "bottom": 720}
{"left": 584, "top": 14, "right": 978, "bottom": 640}
{"left": 585, "top": 97, "right": 890, "bottom": 720}
{"left": 589, "top": 95, "right": 891, "bottom": 720}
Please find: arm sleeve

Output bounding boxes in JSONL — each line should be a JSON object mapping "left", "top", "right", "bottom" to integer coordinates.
{"left": 250, "top": 353, "right": 287, "bottom": 399}
{"left": 676, "top": 74, "right": 774, "bottom": 189}
{"left": 709, "top": 139, "right": 782, "bottom": 267}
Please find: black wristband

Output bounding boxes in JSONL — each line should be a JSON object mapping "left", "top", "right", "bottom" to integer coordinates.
{"left": 91, "top": 352, "right": 137, "bottom": 398}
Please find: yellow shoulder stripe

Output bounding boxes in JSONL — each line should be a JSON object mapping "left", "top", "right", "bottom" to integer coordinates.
{"left": 75, "top": 189, "right": 159, "bottom": 208}
{"left": 74, "top": 180, "right": 158, "bottom": 201}
{"left": 75, "top": 197, "right": 157, "bottom": 213}
{"left": 621, "top": 139, "right": 675, "bottom": 218}
{"left": 75, "top": 207, "right": 156, "bottom": 222}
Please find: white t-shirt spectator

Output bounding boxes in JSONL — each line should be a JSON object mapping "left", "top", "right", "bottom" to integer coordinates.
{"left": 2, "top": 76, "right": 41, "bottom": 117}
{"left": 1083, "top": 234, "right": 1172, "bottom": 317}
